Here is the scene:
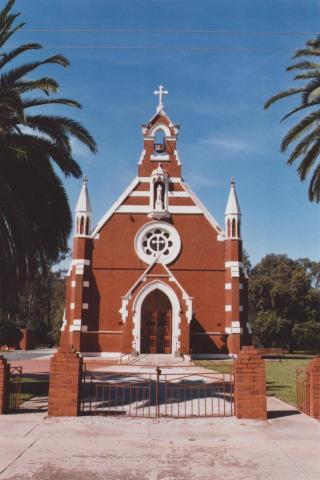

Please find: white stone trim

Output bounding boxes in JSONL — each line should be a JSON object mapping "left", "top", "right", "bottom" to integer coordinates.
{"left": 69, "top": 318, "right": 82, "bottom": 332}
{"left": 138, "top": 149, "right": 146, "bottom": 165}
{"left": 83, "top": 281, "right": 90, "bottom": 287}
{"left": 225, "top": 283, "right": 232, "bottom": 290}
{"left": 182, "top": 181, "right": 225, "bottom": 240}
{"left": 232, "top": 321, "right": 240, "bottom": 328}
{"left": 72, "top": 259, "right": 91, "bottom": 266}
{"left": 70, "top": 302, "right": 75, "bottom": 310}
{"left": 225, "top": 305, "right": 232, "bottom": 312}
{"left": 148, "top": 123, "right": 171, "bottom": 137}
{"left": 115, "top": 205, "right": 203, "bottom": 214}
{"left": 225, "top": 261, "right": 243, "bottom": 268}
{"left": 231, "top": 266, "right": 240, "bottom": 278}
{"left": 246, "top": 322, "right": 253, "bottom": 334}
{"left": 60, "top": 309, "right": 67, "bottom": 331}
{"left": 239, "top": 305, "right": 243, "bottom": 312}
{"left": 225, "top": 326, "right": 243, "bottom": 334}
{"left": 130, "top": 191, "right": 190, "bottom": 198}
{"left": 134, "top": 221, "right": 181, "bottom": 265}
{"left": 132, "top": 280, "right": 182, "bottom": 354}
{"left": 174, "top": 149, "right": 181, "bottom": 166}
{"left": 91, "top": 177, "right": 140, "bottom": 237}
{"left": 139, "top": 176, "right": 181, "bottom": 183}
{"left": 162, "top": 264, "right": 193, "bottom": 323}
{"left": 150, "top": 154, "right": 170, "bottom": 161}
{"left": 71, "top": 280, "right": 76, "bottom": 288}
{"left": 82, "top": 303, "right": 89, "bottom": 310}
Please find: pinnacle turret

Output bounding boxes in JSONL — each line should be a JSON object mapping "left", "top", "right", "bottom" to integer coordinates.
{"left": 75, "top": 176, "right": 92, "bottom": 236}
{"left": 225, "top": 178, "right": 241, "bottom": 239}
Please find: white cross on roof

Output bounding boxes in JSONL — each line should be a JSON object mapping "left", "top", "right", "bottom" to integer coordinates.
{"left": 154, "top": 85, "right": 168, "bottom": 112}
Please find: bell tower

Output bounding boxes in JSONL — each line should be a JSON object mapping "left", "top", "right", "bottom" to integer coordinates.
{"left": 138, "top": 85, "right": 181, "bottom": 178}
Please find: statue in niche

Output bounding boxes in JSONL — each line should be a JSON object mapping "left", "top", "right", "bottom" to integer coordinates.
{"left": 155, "top": 183, "right": 164, "bottom": 211}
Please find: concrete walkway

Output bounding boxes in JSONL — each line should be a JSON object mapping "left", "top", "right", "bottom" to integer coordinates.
{"left": 0, "top": 397, "right": 319, "bottom": 480}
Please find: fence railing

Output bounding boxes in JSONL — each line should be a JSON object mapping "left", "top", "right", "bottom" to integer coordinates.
{"left": 81, "top": 364, "right": 234, "bottom": 418}
{"left": 296, "top": 367, "right": 310, "bottom": 415}
{"left": 9, "top": 366, "right": 22, "bottom": 411}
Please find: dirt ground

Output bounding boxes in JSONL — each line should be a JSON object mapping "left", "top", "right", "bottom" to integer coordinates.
{"left": 0, "top": 396, "right": 319, "bottom": 480}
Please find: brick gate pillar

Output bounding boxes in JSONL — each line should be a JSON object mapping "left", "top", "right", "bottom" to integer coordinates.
{"left": 0, "top": 356, "right": 10, "bottom": 414}
{"left": 234, "top": 346, "right": 267, "bottom": 420}
{"left": 309, "top": 356, "right": 320, "bottom": 419}
{"left": 48, "top": 346, "right": 83, "bottom": 417}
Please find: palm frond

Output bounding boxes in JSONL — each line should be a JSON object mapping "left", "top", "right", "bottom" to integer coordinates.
{"left": 0, "top": 43, "right": 42, "bottom": 69}
{"left": 281, "top": 101, "right": 319, "bottom": 122}
{"left": 308, "top": 163, "right": 320, "bottom": 202}
{"left": 13, "top": 77, "right": 60, "bottom": 95}
{"left": 294, "top": 48, "right": 320, "bottom": 58}
{"left": 294, "top": 70, "right": 320, "bottom": 80}
{"left": 287, "top": 129, "right": 320, "bottom": 165}
{"left": 296, "top": 140, "right": 320, "bottom": 180}
{"left": 22, "top": 97, "right": 81, "bottom": 109}
{"left": 280, "top": 110, "right": 320, "bottom": 151}
{"left": 264, "top": 88, "right": 304, "bottom": 110}
{"left": 287, "top": 61, "right": 320, "bottom": 72}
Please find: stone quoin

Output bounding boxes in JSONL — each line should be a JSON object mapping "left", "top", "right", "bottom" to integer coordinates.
{"left": 60, "top": 87, "right": 252, "bottom": 356}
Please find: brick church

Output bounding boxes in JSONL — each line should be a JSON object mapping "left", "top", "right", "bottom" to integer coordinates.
{"left": 60, "top": 86, "right": 251, "bottom": 357}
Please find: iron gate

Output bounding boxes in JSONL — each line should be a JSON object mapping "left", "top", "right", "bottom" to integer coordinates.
{"left": 9, "top": 366, "right": 22, "bottom": 411}
{"left": 81, "top": 365, "right": 234, "bottom": 418}
{"left": 296, "top": 367, "right": 310, "bottom": 415}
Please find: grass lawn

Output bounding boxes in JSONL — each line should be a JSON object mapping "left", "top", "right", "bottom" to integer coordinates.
{"left": 20, "top": 375, "right": 49, "bottom": 402}
{"left": 195, "top": 355, "right": 314, "bottom": 406}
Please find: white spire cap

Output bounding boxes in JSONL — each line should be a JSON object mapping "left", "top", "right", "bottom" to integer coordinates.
{"left": 225, "top": 177, "right": 241, "bottom": 216}
{"left": 76, "top": 176, "right": 92, "bottom": 214}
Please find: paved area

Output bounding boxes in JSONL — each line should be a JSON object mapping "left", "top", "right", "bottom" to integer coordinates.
{"left": 0, "top": 349, "right": 56, "bottom": 374}
{"left": 0, "top": 397, "right": 319, "bottom": 480}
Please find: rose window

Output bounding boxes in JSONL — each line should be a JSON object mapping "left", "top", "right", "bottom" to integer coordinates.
{"left": 135, "top": 222, "right": 181, "bottom": 265}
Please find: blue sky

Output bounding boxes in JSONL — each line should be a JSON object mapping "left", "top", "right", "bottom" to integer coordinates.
{"left": 10, "top": 0, "right": 320, "bottom": 265}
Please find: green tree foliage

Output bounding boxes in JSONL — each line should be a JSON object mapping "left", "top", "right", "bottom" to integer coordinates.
{"left": 0, "top": 0, "right": 97, "bottom": 302}
{"left": 0, "top": 311, "right": 21, "bottom": 346}
{"left": 264, "top": 35, "right": 320, "bottom": 202}
{"left": 1, "top": 263, "right": 66, "bottom": 347}
{"left": 249, "top": 254, "right": 320, "bottom": 351}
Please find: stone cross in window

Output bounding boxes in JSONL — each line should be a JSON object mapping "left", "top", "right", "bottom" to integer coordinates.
{"left": 154, "top": 85, "right": 168, "bottom": 112}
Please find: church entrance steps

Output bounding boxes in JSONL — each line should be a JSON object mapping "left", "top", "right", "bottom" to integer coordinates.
{"left": 126, "top": 353, "right": 192, "bottom": 367}
{"left": 80, "top": 363, "right": 234, "bottom": 418}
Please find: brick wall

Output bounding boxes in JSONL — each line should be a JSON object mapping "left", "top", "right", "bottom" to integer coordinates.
{"left": 234, "top": 346, "right": 267, "bottom": 420}
{"left": 309, "top": 356, "right": 320, "bottom": 419}
{"left": 48, "top": 347, "right": 83, "bottom": 416}
{"left": 0, "top": 356, "right": 10, "bottom": 414}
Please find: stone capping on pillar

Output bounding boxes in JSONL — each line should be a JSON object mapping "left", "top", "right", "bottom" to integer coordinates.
{"left": 0, "top": 355, "right": 10, "bottom": 414}
{"left": 48, "top": 345, "right": 83, "bottom": 417}
{"left": 309, "top": 356, "right": 320, "bottom": 419}
{"left": 234, "top": 346, "right": 267, "bottom": 420}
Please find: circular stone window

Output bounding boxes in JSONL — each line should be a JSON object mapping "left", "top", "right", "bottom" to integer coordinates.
{"left": 134, "top": 222, "right": 181, "bottom": 265}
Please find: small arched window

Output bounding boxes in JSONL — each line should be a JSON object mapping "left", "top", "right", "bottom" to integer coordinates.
{"left": 154, "top": 129, "right": 166, "bottom": 153}
{"left": 227, "top": 219, "right": 231, "bottom": 238}
{"left": 85, "top": 218, "right": 90, "bottom": 235}
{"left": 232, "top": 219, "right": 236, "bottom": 238}
{"left": 237, "top": 221, "right": 241, "bottom": 238}
{"left": 80, "top": 216, "right": 84, "bottom": 235}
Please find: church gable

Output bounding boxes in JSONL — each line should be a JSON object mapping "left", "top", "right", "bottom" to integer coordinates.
{"left": 62, "top": 87, "right": 250, "bottom": 357}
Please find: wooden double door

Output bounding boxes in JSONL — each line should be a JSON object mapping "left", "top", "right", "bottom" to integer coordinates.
{"left": 141, "top": 289, "right": 172, "bottom": 354}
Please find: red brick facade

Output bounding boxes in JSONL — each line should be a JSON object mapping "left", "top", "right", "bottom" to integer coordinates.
{"left": 309, "top": 357, "right": 320, "bottom": 419}
{"left": 234, "top": 346, "right": 267, "bottom": 420}
{"left": 0, "top": 356, "right": 9, "bottom": 414}
{"left": 48, "top": 347, "right": 83, "bottom": 416}
{"left": 60, "top": 104, "right": 251, "bottom": 356}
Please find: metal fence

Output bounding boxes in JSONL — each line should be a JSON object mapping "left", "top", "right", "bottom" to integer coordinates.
{"left": 81, "top": 365, "right": 234, "bottom": 418}
{"left": 296, "top": 367, "right": 310, "bottom": 415}
{"left": 9, "top": 366, "right": 22, "bottom": 411}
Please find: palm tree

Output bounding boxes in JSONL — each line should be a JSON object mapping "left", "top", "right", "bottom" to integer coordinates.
{"left": 0, "top": 0, "right": 97, "bottom": 302}
{"left": 264, "top": 35, "right": 320, "bottom": 203}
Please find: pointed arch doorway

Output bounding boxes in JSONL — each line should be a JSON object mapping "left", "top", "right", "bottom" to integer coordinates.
{"left": 140, "top": 289, "right": 172, "bottom": 354}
